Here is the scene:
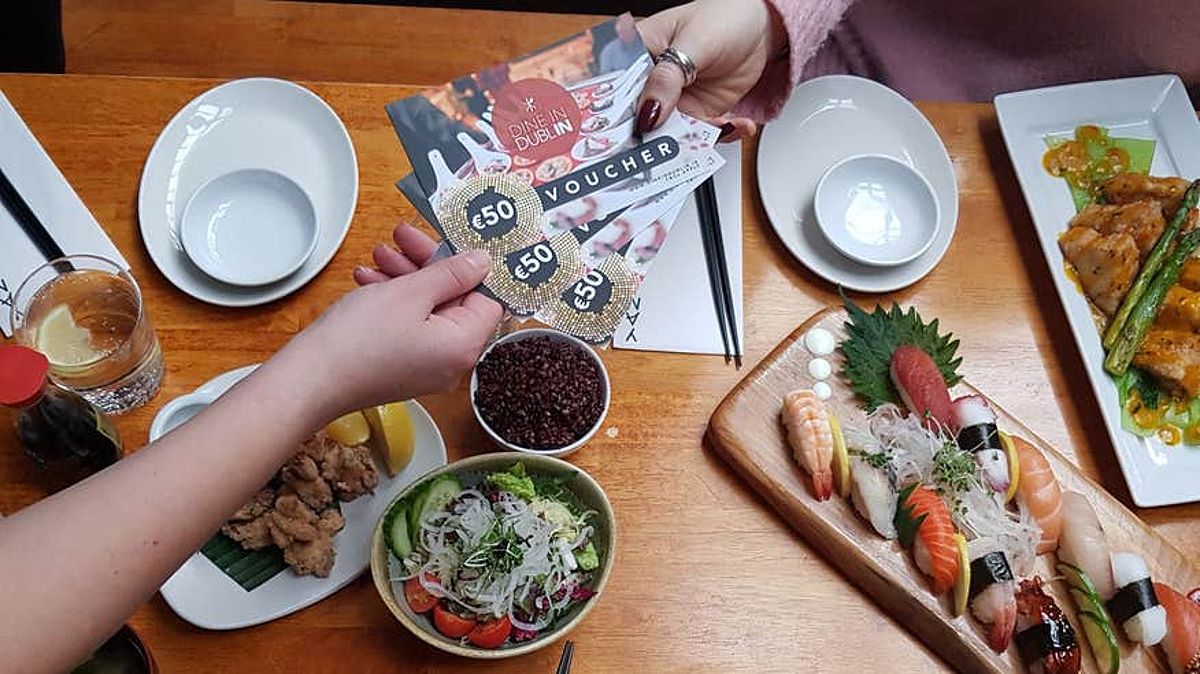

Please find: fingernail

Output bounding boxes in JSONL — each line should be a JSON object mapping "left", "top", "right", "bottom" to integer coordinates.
{"left": 464, "top": 249, "right": 490, "bottom": 272}
{"left": 353, "top": 265, "right": 371, "bottom": 276}
{"left": 635, "top": 99, "right": 661, "bottom": 137}
{"left": 718, "top": 122, "right": 736, "bottom": 141}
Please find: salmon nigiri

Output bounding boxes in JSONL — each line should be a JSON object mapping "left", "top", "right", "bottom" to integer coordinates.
{"left": 897, "top": 484, "right": 960, "bottom": 594}
{"left": 1153, "top": 582, "right": 1200, "bottom": 674}
{"left": 782, "top": 389, "right": 834, "bottom": 500}
{"left": 1012, "top": 436, "right": 1063, "bottom": 554}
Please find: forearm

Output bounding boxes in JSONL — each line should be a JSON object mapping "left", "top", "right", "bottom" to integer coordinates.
{"left": 732, "top": 0, "right": 855, "bottom": 121}
{"left": 0, "top": 344, "right": 331, "bottom": 673}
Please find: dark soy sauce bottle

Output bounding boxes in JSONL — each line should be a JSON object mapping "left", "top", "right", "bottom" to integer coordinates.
{"left": 0, "top": 345, "right": 121, "bottom": 492}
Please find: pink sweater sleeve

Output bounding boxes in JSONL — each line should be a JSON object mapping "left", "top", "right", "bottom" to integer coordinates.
{"left": 732, "top": 0, "right": 855, "bottom": 122}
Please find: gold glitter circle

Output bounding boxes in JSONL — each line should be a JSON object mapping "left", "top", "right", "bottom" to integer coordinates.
{"left": 436, "top": 173, "right": 543, "bottom": 257}
{"left": 486, "top": 233, "right": 584, "bottom": 316}
{"left": 543, "top": 254, "right": 638, "bottom": 343}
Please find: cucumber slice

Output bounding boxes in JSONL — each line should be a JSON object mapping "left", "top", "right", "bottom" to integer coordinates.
{"left": 1079, "top": 610, "right": 1121, "bottom": 674}
{"left": 406, "top": 483, "right": 431, "bottom": 550}
{"left": 419, "top": 475, "right": 463, "bottom": 525}
{"left": 384, "top": 500, "right": 412, "bottom": 559}
{"left": 1058, "top": 561, "right": 1102, "bottom": 598}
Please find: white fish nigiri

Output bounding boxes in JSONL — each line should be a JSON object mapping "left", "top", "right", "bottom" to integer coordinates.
{"left": 1109, "top": 551, "right": 1167, "bottom": 646}
{"left": 1057, "top": 491, "right": 1115, "bottom": 599}
{"left": 849, "top": 456, "right": 897, "bottom": 539}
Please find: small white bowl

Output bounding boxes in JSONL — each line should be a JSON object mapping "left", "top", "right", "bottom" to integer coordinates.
{"left": 814, "top": 154, "right": 940, "bottom": 267}
{"left": 180, "top": 169, "right": 319, "bottom": 286}
{"left": 469, "top": 328, "right": 611, "bottom": 458}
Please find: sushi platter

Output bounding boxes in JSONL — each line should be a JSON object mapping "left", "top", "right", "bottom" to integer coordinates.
{"left": 708, "top": 304, "right": 1200, "bottom": 674}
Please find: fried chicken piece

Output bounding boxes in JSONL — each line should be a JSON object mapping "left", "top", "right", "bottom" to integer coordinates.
{"left": 297, "top": 432, "right": 337, "bottom": 464}
{"left": 222, "top": 515, "right": 273, "bottom": 550}
{"left": 1101, "top": 174, "right": 1190, "bottom": 216}
{"left": 278, "top": 453, "right": 333, "bottom": 511}
{"left": 1133, "top": 329, "right": 1200, "bottom": 398}
{"left": 317, "top": 508, "right": 345, "bottom": 535}
{"left": 268, "top": 494, "right": 320, "bottom": 548}
{"left": 282, "top": 535, "right": 337, "bottom": 578}
{"left": 1068, "top": 201, "right": 1165, "bottom": 258}
{"left": 319, "top": 442, "right": 379, "bottom": 501}
{"left": 229, "top": 487, "right": 275, "bottom": 522}
{"left": 1059, "top": 225, "right": 1140, "bottom": 315}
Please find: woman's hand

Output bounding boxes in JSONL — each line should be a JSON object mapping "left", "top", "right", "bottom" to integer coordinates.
{"left": 635, "top": 0, "right": 788, "bottom": 141}
{"left": 282, "top": 224, "right": 502, "bottom": 418}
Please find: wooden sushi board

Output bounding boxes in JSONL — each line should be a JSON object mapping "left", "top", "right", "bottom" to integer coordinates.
{"left": 707, "top": 306, "right": 1200, "bottom": 674}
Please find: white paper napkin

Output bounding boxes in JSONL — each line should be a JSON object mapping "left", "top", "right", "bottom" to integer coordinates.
{"left": 0, "top": 91, "right": 127, "bottom": 337}
{"left": 612, "top": 142, "right": 743, "bottom": 354}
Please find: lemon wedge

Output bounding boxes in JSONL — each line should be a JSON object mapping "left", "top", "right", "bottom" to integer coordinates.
{"left": 999, "top": 431, "right": 1021, "bottom": 503}
{"left": 953, "top": 532, "right": 970, "bottom": 617}
{"left": 829, "top": 413, "right": 851, "bottom": 498}
{"left": 36, "top": 304, "right": 104, "bottom": 367}
{"left": 325, "top": 410, "right": 371, "bottom": 446}
{"left": 365, "top": 402, "right": 415, "bottom": 476}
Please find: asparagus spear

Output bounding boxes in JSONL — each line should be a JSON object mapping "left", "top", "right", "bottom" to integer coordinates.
{"left": 1104, "top": 226, "right": 1200, "bottom": 375}
{"left": 1102, "top": 180, "right": 1200, "bottom": 350}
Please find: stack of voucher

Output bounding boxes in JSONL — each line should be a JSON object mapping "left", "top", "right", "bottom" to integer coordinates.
{"left": 386, "top": 14, "right": 725, "bottom": 345}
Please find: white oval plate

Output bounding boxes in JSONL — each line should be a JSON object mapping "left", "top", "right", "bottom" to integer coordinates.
{"left": 757, "top": 75, "right": 958, "bottom": 293}
{"left": 153, "top": 365, "right": 446, "bottom": 630}
{"left": 138, "top": 78, "right": 358, "bottom": 306}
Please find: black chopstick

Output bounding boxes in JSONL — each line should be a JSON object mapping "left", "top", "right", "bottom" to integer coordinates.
{"left": 555, "top": 640, "right": 574, "bottom": 674}
{"left": 0, "top": 167, "right": 68, "bottom": 265}
{"left": 697, "top": 176, "right": 741, "bottom": 367}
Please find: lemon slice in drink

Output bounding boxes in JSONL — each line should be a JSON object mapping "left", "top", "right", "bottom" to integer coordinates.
{"left": 36, "top": 305, "right": 105, "bottom": 367}
{"left": 365, "top": 402, "right": 415, "bottom": 476}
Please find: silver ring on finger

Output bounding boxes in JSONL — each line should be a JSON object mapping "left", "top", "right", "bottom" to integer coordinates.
{"left": 656, "top": 46, "right": 698, "bottom": 87}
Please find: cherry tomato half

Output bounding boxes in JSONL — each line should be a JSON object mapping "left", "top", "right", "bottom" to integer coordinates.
{"left": 467, "top": 616, "right": 513, "bottom": 649}
{"left": 404, "top": 577, "right": 438, "bottom": 614}
{"left": 433, "top": 604, "right": 476, "bottom": 638}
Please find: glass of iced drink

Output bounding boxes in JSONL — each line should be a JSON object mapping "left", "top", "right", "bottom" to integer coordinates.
{"left": 10, "top": 255, "right": 163, "bottom": 414}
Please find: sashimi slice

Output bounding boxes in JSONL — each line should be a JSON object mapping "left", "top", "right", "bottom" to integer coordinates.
{"left": 1154, "top": 582, "right": 1200, "bottom": 674}
{"left": 890, "top": 345, "right": 954, "bottom": 431}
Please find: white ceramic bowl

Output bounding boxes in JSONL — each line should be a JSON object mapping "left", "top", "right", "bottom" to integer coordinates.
{"left": 469, "top": 328, "right": 611, "bottom": 458}
{"left": 814, "top": 154, "right": 940, "bottom": 267}
{"left": 180, "top": 168, "right": 319, "bottom": 286}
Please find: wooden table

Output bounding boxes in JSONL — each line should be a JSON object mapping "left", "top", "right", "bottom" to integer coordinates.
{"left": 0, "top": 70, "right": 1196, "bottom": 673}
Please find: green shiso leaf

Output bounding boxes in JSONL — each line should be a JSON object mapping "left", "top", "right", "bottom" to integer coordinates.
{"left": 840, "top": 292, "right": 962, "bottom": 411}
{"left": 893, "top": 483, "right": 926, "bottom": 550}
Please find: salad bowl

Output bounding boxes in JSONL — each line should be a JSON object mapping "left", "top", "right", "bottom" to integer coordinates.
{"left": 369, "top": 452, "right": 616, "bottom": 659}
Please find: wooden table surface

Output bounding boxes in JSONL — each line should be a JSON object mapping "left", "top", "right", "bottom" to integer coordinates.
{"left": 1, "top": 28, "right": 1198, "bottom": 674}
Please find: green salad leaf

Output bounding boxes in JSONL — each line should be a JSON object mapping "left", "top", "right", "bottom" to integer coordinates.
{"left": 487, "top": 462, "right": 537, "bottom": 501}
{"left": 840, "top": 294, "right": 963, "bottom": 411}
{"left": 574, "top": 542, "right": 599, "bottom": 571}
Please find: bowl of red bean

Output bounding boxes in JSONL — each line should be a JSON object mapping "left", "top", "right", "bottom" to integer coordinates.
{"left": 469, "top": 329, "right": 610, "bottom": 457}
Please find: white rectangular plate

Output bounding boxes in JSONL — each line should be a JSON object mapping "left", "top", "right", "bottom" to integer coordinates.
{"left": 995, "top": 74, "right": 1200, "bottom": 507}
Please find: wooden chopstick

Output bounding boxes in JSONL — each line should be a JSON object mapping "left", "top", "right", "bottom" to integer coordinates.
{"left": 695, "top": 180, "right": 734, "bottom": 363}
{"left": 698, "top": 176, "right": 741, "bottom": 367}
{"left": 0, "top": 167, "right": 68, "bottom": 264}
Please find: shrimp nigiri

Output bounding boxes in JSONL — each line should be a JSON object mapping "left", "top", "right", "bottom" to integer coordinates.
{"left": 968, "top": 537, "right": 1017, "bottom": 653}
{"left": 1057, "top": 491, "right": 1115, "bottom": 599}
{"left": 1153, "top": 582, "right": 1200, "bottom": 674}
{"left": 897, "top": 484, "right": 959, "bottom": 594}
{"left": 1011, "top": 436, "right": 1063, "bottom": 554}
{"left": 782, "top": 389, "right": 834, "bottom": 500}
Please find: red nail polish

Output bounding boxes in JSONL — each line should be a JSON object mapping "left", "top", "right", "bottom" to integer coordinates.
{"left": 718, "top": 122, "right": 736, "bottom": 140}
{"left": 635, "top": 99, "right": 661, "bottom": 136}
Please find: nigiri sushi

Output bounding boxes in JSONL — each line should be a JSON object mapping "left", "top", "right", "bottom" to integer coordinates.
{"left": 950, "top": 395, "right": 1011, "bottom": 495}
{"left": 890, "top": 345, "right": 955, "bottom": 431}
{"left": 1153, "top": 582, "right": 1200, "bottom": 674}
{"left": 849, "top": 455, "right": 898, "bottom": 539}
{"left": 782, "top": 389, "right": 834, "bottom": 500}
{"left": 968, "top": 537, "right": 1017, "bottom": 653}
{"left": 1108, "top": 551, "right": 1167, "bottom": 646}
{"left": 896, "top": 484, "right": 959, "bottom": 594}
{"left": 1057, "top": 491, "right": 1115, "bottom": 599}
{"left": 1015, "top": 577, "right": 1082, "bottom": 674}
{"left": 1011, "top": 435, "right": 1063, "bottom": 554}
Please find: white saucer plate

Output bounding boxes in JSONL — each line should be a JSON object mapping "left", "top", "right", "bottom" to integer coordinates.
{"left": 138, "top": 78, "right": 358, "bottom": 306}
{"left": 757, "top": 75, "right": 958, "bottom": 293}
{"left": 153, "top": 365, "right": 447, "bottom": 629}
